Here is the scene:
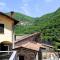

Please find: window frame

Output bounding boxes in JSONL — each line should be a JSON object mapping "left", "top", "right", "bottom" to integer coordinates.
{"left": 0, "top": 24, "right": 4, "bottom": 34}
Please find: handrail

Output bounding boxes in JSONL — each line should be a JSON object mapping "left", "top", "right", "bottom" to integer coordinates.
{"left": 9, "top": 51, "right": 17, "bottom": 60}
{"left": 0, "top": 51, "right": 17, "bottom": 60}
{"left": 0, "top": 51, "right": 13, "bottom": 52}
{"left": 0, "top": 51, "right": 13, "bottom": 55}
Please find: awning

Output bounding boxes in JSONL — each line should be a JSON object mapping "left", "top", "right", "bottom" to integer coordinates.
{"left": 0, "top": 41, "right": 12, "bottom": 45}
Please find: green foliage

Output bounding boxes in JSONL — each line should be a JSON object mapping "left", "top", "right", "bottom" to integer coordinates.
{"left": 36, "top": 8, "right": 60, "bottom": 49}
{"left": 7, "top": 8, "right": 60, "bottom": 49}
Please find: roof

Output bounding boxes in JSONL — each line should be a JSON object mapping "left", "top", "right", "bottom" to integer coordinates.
{"left": 0, "top": 12, "right": 19, "bottom": 25}
{"left": 42, "top": 43, "right": 53, "bottom": 48}
{"left": 14, "top": 32, "right": 53, "bottom": 51}
{"left": 14, "top": 42, "right": 45, "bottom": 51}
{"left": 15, "top": 32, "right": 40, "bottom": 43}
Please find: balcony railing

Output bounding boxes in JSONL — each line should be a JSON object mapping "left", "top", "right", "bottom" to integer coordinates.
{"left": 0, "top": 51, "right": 17, "bottom": 60}
{"left": 9, "top": 51, "right": 17, "bottom": 60}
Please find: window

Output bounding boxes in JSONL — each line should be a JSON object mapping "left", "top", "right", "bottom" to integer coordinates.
{"left": 0, "top": 44, "right": 9, "bottom": 51}
{"left": 19, "top": 55, "right": 24, "bottom": 60}
{"left": 0, "top": 24, "right": 4, "bottom": 34}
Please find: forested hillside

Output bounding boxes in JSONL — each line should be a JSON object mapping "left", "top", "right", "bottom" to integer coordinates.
{"left": 7, "top": 8, "right": 60, "bottom": 49}
{"left": 6, "top": 12, "right": 35, "bottom": 35}
{"left": 35, "top": 8, "right": 60, "bottom": 49}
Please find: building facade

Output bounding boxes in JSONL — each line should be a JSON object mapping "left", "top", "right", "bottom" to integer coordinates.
{"left": 0, "top": 12, "right": 18, "bottom": 51}
{"left": 14, "top": 33, "right": 54, "bottom": 60}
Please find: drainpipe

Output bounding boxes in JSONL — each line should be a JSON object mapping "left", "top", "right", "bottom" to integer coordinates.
{"left": 10, "top": 11, "right": 15, "bottom": 49}
{"left": 12, "top": 23, "right": 15, "bottom": 49}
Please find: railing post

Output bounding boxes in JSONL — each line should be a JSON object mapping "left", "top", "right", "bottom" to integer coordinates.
{"left": 9, "top": 51, "right": 17, "bottom": 60}
{"left": 36, "top": 52, "right": 39, "bottom": 60}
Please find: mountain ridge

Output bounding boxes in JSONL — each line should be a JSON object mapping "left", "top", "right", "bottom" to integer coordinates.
{"left": 6, "top": 8, "right": 60, "bottom": 49}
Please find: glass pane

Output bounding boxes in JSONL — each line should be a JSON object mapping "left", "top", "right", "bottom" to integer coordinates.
{"left": 0, "top": 24, "right": 4, "bottom": 33}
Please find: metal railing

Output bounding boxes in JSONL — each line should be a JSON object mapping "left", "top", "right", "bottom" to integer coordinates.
{"left": 0, "top": 51, "right": 17, "bottom": 60}
{"left": 9, "top": 51, "right": 17, "bottom": 60}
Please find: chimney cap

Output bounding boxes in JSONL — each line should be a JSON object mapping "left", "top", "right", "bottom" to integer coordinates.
{"left": 11, "top": 11, "right": 14, "bottom": 13}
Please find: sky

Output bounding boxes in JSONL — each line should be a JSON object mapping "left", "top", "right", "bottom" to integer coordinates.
{"left": 0, "top": 0, "right": 60, "bottom": 17}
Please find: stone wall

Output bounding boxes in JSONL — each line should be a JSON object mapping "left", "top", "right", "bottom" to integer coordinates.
{"left": 16, "top": 48, "right": 37, "bottom": 60}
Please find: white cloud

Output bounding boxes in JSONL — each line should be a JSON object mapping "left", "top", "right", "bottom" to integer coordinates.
{"left": 44, "top": 0, "right": 53, "bottom": 3}
{"left": 20, "top": 6, "right": 31, "bottom": 15}
{"left": 20, "top": 0, "right": 32, "bottom": 16}
{"left": 22, "top": 0, "right": 31, "bottom": 3}
{"left": 0, "top": 2, "right": 6, "bottom": 6}
{"left": 24, "top": 3, "right": 28, "bottom": 6}
{"left": 0, "top": 2, "right": 9, "bottom": 12}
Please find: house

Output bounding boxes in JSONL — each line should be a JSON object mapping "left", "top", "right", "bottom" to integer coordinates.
{"left": 0, "top": 12, "right": 56, "bottom": 60}
{"left": 0, "top": 12, "right": 19, "bottom": 51}
{"left": 14, "top": 32, "right": 54, "bottom": 60}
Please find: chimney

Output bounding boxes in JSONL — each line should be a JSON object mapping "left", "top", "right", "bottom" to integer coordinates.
{"left": 10, "top": 11, "right": 14, "bottom": 17}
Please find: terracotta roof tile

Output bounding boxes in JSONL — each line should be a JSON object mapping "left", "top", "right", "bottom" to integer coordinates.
{"left": 14, "top": 42, "right": 45, "bottom": 51}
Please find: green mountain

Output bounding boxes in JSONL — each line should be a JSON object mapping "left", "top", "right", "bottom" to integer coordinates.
{"left": 13, "top": 13, "right": 35, "bottom": 35}
{"left": 6, "top": 12, "right": 34, "bottom": 24}
{"left": 6, "top": 12, "right": 35, "bottom": 35}
{"left": 34, "top": 8, "right": 60, "bottom": 49}
{"left": 7, "top": 8, "right": 60, "bottom": 49}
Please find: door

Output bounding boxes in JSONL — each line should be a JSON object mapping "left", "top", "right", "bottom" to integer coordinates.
{"left": 19, "top": 55, "right": 24, "bottom": 60}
